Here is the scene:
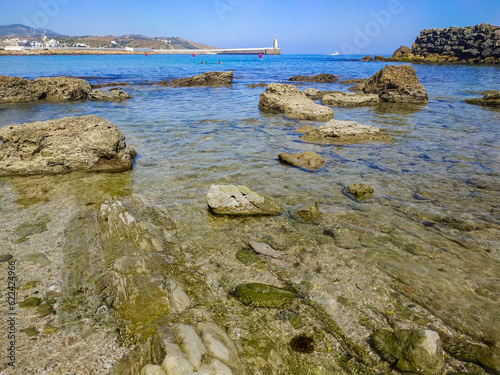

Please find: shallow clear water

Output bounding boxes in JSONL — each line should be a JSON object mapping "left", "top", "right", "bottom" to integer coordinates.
{"left": 1, "top": 55, "right": 500, "bottom": 370}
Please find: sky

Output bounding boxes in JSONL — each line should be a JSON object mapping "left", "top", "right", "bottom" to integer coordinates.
{"left": 0, "top": 0, "right": 499, "bottom": 54}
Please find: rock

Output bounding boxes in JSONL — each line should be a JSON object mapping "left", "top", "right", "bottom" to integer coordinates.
{"left": 248, "top": 82, "right": 267, "bottom": 88}
{"left": 348, "top": 183, "right": 374, "bottom": 199}
{"left": 371, "top": 328, "right": 444, "bottom": 375}
{"left": 291, "top": 201, "right": 319, "bottom": 222}
{"left": 198, "top": 322, "right": 242, "bottom": 369}
{"left": 374, "top": 55, "right": 390, "bottom": 62}
{"left": 140, "top": 365, "right": 167, "bottom": 375}
{"left": 294, "top": 125, "right": 316, "bottom": 134}
{"left": 361, "top": 55, "right": 373, "bottom": 61}
{"left": 0, "top": 254, "right": 13, "bottom": 262}
{"left": 168, "top": 280, "right": 191, "bottom": 312}
{"left": 323, "top": 227, "right": 361, "bottom": 249}
{"left": 340, "top": 79, "right": 367, "bottom": 85}
{"left": 89, "top": 89, "right": 132, "bottom": 101}
{"left": 158, "top": 71, "right": 233, "bottom": 87}
{"left": 465, "top": 91, "right": 500, "bottom": 106}
{"left": 289, "top": 73, "right": 338, "bottom": 83}
{"left": 207, "top": 185, "right": 282, "bottom": 216}
{"left": 233, "top": 283, "right": 296, "bottom": 308}
{"left": 300, "top": 119, "right": 393, "bottom": 145}
{"left": 278, "top": 151, "right": 324, "bottom": 170}
{"left": 172, "top": 323, "right": 207, "bottom": 369}
{"left": 320, "top": 91, "right": 380, "bottom": 107}
{"left": 444, "top": 337, "right": 500, "bottom": 375}
{"left": 91, "top": 82, "right": 131, "bottom": 89}
{"left": 249, "top": 241, "right": 283, "bottom": 259}
{"left": 258, "top": 83, "right": 333, "bottom": 121}
{"left": 391, "top": 45, "right": 412, "bottom": 59}
{"left": 361, "top": 65, "right": 429, "bottom": 103}
{"left": 0, "top": 115, "right": 137, "bottom": 176}
{"left": 0, "top": 75, "right": 92, "bottom": 102}
{"left": 162, "top": 342, "right": 194, "bottom": 375}
{"left": 303, "top": 88, "right": 321, "bottom": 100}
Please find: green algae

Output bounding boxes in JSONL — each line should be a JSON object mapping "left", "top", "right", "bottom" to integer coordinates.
{"left": 21, "top": 280, "right": 38, "bottom": 290}
{"left": 37, "top": 303, "right": 55, "bottom": 317}
{"left": 19, "top": 297, "right": 41, "bottom": 308}
{"left": 22, "top": 327, "right": 40, "bottom": 337}
{"left": 43, "top": 324, "right": 58, "bottom": 335}
{"left": 20, "top": 253, "right": 50, "bottom": 266}
{"left": 444, "top": 338, "right": 500, "bottom": 375}
{"left": 234, "top": 283, "right": 296, "bottom": 308}
{"left": 0, "top": 254, "right": 13, "bottom": 262}
{"left": 15, "top": 216, "right": 50, "bottom": 242}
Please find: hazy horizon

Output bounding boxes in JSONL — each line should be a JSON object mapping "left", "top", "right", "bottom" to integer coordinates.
{"left": 1, "top": 0, "right": 499, "bottom": 54}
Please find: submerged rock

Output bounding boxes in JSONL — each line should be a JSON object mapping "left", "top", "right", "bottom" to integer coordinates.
{"left": 207, "top": 185, "right": 282, "bottom": 216}
{"left": 278, "top": 151, "right": 324, "bottom": 170}
{"left": 259, "top": 83, "right": 333, "bottom": 121}
{"left": 465, "top": 91, "right": 500, "bottom": 106}
{"left": 248, "top": 82, "right": 267, "bottom": 88}
{"left": 348, "top": 183, "right": 374, "bottom": 199}
{"left": 0, "top": 115, "right": 137, "bottom": 176}
{"left": 371, "top": 328, "right": 444, "bottom": 375}
{"left": 291, "top": 201, "right": 319, "bottom": 222}
{"left": 360, "top": 65, "right": 428, "bottom": 103}
{"left": 300, "top": 119, "right": 393, "bottom": 145}
{"left": 157, "top": 71, "right": 233, "bottom": 87}
{"left": 89, "top": 89, "right": 132, "bottom": 101}
{"left": 321, "top": 91, "right": 380, "bottom": 107}
{"left": 249, "top": 241, "right": 283, "bottom": 259}
{"left": 0, "top": 75, "right": 92, "bottom": 103}
{"left": 234, "top": 283, "right": 296, "bottom": 308}
{"left": 289, "top": 74, "right": 338, "bottom": 83}
{"left": 444, "top": 337, "right": 500, "bottom": 375}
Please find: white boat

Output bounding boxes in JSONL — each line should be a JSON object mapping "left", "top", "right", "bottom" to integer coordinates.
{"left": 330, "top": 51, "right": 340, "bottom": 55}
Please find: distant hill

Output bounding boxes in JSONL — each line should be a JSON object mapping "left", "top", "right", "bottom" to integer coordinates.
{"left": 0, "top": 24, "right": 65, "bottom": 38}
{"left": 0, "top": 24, "right": 215, "bottom": 50}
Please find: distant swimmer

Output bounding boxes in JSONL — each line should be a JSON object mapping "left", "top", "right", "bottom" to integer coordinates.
{"left": 201, "top": 61, "right": 205, "bottom": 64}
{"left": 218, "top": 60, "right": 221, "bottom": 64}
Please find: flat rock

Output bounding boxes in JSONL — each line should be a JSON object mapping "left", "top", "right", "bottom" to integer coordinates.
{"left": 294, "top": 125, "right": 316, "bottom": 134}
{"left": 258, "top": 83, "right": 333, "bottom": 121}
{"left": 158, "top": 71, "right": 233, "bottom": 87}
{"left": 0, "top": 75, "right": 92, "bottom": 103}
{"left": 303, "top": 88, "right": 321, "bottom": 100}
{"left": 249, "top": 241, "right": 283, "bottom": 259}
{"left": 321, "top": 91, "right": 380, "bottom": 107}
{"left": 289, "top": 74, "right": 338, "bottom": 83}
{"left": 89, "top": 89, "right": 132, "bottom": 101}
{"left": 361, "top": 65, "right": 428, "bottom": 103}
{"left": 465, "top": 90, "right": 500, "bottom": 106}
{"left": 0, "top": 115, "right": 137, "bottom": 176}
{"left": 300, "top": 119, "right": 393, "bottom": 145}
{"left": 207, "top": 185, "right": 282, "bottom": 216}
{"left": 278, "top": 151, "right": 324, "bottom": 169}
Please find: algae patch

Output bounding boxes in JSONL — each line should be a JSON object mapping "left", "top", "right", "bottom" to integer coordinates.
{"left": 234, "top": 283, "right": 296, "bottom": 308}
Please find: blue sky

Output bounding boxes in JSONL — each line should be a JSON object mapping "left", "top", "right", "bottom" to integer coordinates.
{"left": 1, "top": 0, "right": 499, "bottom": 54}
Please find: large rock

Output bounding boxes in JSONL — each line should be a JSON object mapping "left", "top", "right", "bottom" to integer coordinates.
{"left": 157, "top": 71, "right": 233, "bottom": 87}
{"left": 207, "top": 185, "right": 282, "bottom": 216}
{"left": 300, "top": 119, "right": 393, "bottom": 145}
{"left": 465, "top": 90, "right": 500, "bottom": 106}
{"left": 371, "top": 328, "right": 444, "bottom": 375}
{"left": 289, "top": 74, "right": 338, "bottom": 83}
{"left": 361, "top": 65, "right": 428, "bottom": 103}
{"left": 258, "top": 83, "right": 333, "bottom": 121}
{"left": 0, "top": 75, "right": 92, "bottom": 103}
{"left": 89, "top": 89, "right": 132, "bottom": 101}
{"left": 444, "top": 337, "right": 500, "bottom": 375}
{"left": 321, "top": 91, "right": 380, "bottom": 107}
{"left": 278, "top": 151, "right": 324, "bottom": 170}
{"left": 0, "top": 115, "right": 137, "bottom": 176}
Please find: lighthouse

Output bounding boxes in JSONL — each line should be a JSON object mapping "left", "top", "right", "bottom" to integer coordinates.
{"left": 273, "top": 34, "right": 279, "bottom": 50}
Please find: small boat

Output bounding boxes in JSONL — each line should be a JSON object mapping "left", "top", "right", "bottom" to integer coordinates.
{"left": 330, "top": 51, "right": 340, "bottom": 56}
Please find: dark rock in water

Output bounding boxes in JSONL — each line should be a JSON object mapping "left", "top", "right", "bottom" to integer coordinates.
{"left": 91, "top": 82, "right": 131, "bottom": 89}
{"left": 361, "top": 65, "right": 428, "bottom": 103}
{"left": 348, "top": 183, "right": 374, "bottom": 199}
{"left": 207, "top": 185, "right": 282, "bottom": 216}
{"left": 290, "top": 334, "right": 315, "bottom": 353}
{"left": 391, "top": 45, "right": 412, "bottom": 60}
{"left": 465, "top": 91, "right": 500, "bottom": 106}
{"left": 248, "top": 82, "right": 267, "bottom": 88}
{"left": 278, "top": 151, "right": 324, "bottom": 170}
{"left": 361, "top": 55, "right": 373, "bottom": 61}
{"left": 300, "top": 119, "right": 393, "bottom": 145}
{"left": 291, "top": 201, "right": 319, "bottom": 222}
{"left": 0, "top": 254, "right": 13, "bottom": 263}
{"left": 444, "top": 337, "right": 500, "bottom": 375}
{"left": 89, "top": 89, "right": 132, "bottom": 101}
{"left": 289, "top": 74, "right": 338, "bottom": 83}
{"left": 0, "top": 115, "right": 137, "bottom": 176}
{"left": 258, "top": 83, "right": 333, "bottom": 121}
{"left": 157, "top": 71, "right": 233, "bottom": 87}
{"left": 371, "top": 328, "right": 444, "bottom": 375}
{"left": 233, "top": 283, "right": 296, "bottom": 308}
{"left": 0, "top": 75, "right": 92, "bottom": 103}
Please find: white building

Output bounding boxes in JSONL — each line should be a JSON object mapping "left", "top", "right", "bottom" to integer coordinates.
{"left": 273, "top": 34, "right": 279, "bottom": 49}
{"left": 46, "top": 39, "right": 60, "bottom": 48}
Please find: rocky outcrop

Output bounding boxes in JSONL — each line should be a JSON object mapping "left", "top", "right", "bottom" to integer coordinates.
{"left": 348, "top": 183, "right": 374, "bottom": 199}
{"left": 207, "top": 185, "right": 282, "bottom": 216}
{"left": 465, "top": 90, "right": 500, "bottom": 106}
{"left": 371, "top": 328, "right": 444, "bottom": 375}
{"left": 321, "top": 91, "right": 380, "bottom": 107}
{"left": 278, "top": 151, "right": 324, "bottom": 170}
{"left": 300, "top": 119, "right": 393, "bottom": 145}
{"left": 0, "top": 115, "right": 137, "bottom": 176}
{"left": 390, "top": 23, "right": 500, "bottom": 64}
{"left": 0, "top": 75, "right": 92, "bottom": 103}
{"left": 157, "top": 71, "right": 233, "bottom": 87}
{"left": 89, "top": 89, "right": 132, "bottom": 101}
{"left": 289, "top": 74, "right": 338, "bottom": 83}
{"left": 360, "top": 65, "right": 428, "bottom": 103}
{"left": 258, "top": 83, "right": 333, "bottom": 121}
{"left": 444, "top": 337, "right": 500, "bottom": 374}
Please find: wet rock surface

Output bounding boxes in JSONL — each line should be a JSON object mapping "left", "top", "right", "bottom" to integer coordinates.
{"left": 300, "top": 119, "right": 393, "bottom": 145}
{"left": 465, "top": 91, "right": 500, "bottom": 106}
{"left": 89, "top": 89, "right": 132, "bottom": 101}
{"left": 321, "top": 91, "right": 380, "bottom": 107}
{"left": 278, "top": 151, "right": 324, "bottom": 170}
{"left": 258, "top": 83, "right": 333, "bottom": 121}
{"left": 157, "top": 71, "right": 233, "bottom": 87}
{"left": 0, "top": 115, "right": 137, "bottom": 176}
{"left": 289, "top": 73, "right": 339, "bottom": 83}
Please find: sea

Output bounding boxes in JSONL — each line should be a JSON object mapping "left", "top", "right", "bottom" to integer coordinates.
{"left": 0, "top": 54, "right": 499, "bottom": 372}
